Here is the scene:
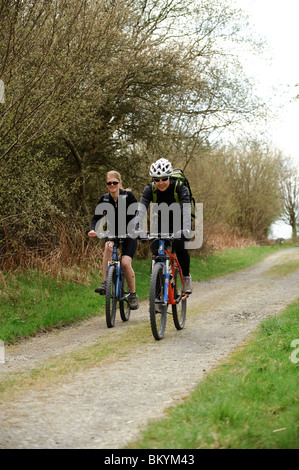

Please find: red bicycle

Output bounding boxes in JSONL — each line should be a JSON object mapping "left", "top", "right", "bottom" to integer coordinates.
{"left": 149, "top": 236, "right": 188, "bottom": 340}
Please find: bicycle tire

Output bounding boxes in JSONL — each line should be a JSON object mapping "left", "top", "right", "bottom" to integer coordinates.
{"left": 106, "top": 265, "right": 117, "bottom": 328}
{"left": 172, "top": 267, "right": 187, "bottom": 330}
{"left": 149, "top": 263, "right": 167, "bottom": 340}
{"left": 119, "top": 268, "right": 131, "bottom": 322}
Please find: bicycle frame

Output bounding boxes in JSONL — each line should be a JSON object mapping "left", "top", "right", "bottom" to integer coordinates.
{"left": 108, "top": 244, "right": 120, "bottom": 293}
{"left": 153, "top": 239, "right": 188, "bottom": 306}
{"left": 107, "top": 240, "right": 125, "bottom": 301}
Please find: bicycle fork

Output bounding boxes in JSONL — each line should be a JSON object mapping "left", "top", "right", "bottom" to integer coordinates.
{"left": 163, "top": 258, "right": 171, "bottom": 305}
{"left": 107, "top": 261, "right": 121, "bottom": 298}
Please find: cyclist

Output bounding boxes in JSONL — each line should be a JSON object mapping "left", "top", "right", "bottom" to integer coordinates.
{"left": 137, "top": 158, "right": 193, "bottom": 293}
{"left": 88, "top": 170, "right": 139, "bottom": 310}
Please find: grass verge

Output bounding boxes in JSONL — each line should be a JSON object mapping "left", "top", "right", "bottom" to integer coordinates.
{"left": 126, "top": 298, "right": 299, "bottom": 449}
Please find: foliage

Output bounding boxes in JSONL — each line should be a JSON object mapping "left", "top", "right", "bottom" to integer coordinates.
{"left": 188, "top": 141, "right": 284, "bottom": 242}
{"left": 0, "top": 0, "right": 282, "bottom": 266}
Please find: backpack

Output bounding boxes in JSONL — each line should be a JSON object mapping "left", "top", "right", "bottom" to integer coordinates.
{"left": 151, "top": 169, "right": 196, "bottom": 230}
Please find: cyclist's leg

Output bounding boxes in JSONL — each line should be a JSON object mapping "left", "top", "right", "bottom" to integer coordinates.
{"left": 95, "top": 240, "right": 113, "bottom": 294}
{"left": 173, "top": 238, "right": 192, "bottom": 293}
{"left": 121, "top": 255, "right": 135, "bottom": 292}
{"left": 103, "top": 240, "right": 114, "bottom": 280}
{"left": 173, "top": 238, "right": 190, "bottom": 276}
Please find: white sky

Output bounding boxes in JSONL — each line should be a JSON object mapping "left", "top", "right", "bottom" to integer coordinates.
{"left": 235, "top": 0, "right": 299, "bottom": 169}
{"left": 234, "top": 0, "right": 299, "bottom": 238}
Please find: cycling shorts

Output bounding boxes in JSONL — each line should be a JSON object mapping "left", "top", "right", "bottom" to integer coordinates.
{"left": 121, "top": 238, "right": 138, "bottom": 259}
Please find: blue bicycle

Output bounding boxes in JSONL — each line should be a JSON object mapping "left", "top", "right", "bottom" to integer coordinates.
{"left": 98, "top": 235, "right": 131, "bottom": 328}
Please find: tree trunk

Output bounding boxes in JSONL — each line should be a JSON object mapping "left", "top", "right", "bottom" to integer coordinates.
{"left": 63, "top": 134, "right": 89, "bottom": 217}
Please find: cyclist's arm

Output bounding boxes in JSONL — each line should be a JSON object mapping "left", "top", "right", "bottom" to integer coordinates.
{"left": 177, "top": 183, "right": 191, "bottom": 234}
{"left": 88, "top": 195, "right": 105, "bottom": 236}
{"left": 134, "top": 185, "right": 152, "bottom": 233}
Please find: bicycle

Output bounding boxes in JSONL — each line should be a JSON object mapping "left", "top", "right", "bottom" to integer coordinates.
{"left": 97, "top": 235, "right": 131, "bottom": 328}
{"left": 148, "top": 234, "right": 189, "bottom": 340}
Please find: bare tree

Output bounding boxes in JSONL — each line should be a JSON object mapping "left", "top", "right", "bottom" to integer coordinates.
{"left": 223, "top": 143, "right": 283, "bottom": 241}
{"left": 281, "top": 167, "right": 299, "bottom": 239}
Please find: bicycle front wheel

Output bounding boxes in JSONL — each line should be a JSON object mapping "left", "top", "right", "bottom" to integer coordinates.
{"left": 149, "top": 263, "right": 167, "bottom": 340}
{"left": 172, "top": 267, "right": 187, "bottom": 330}
{"left": 106, "top": 265, "right": 117, "bottom": 328}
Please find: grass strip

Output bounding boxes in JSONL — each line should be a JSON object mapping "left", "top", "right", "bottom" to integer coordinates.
{"left": 263, "top": 259, "right": 299, "bottom": 278}
{"left": 126, "top": 299, "right": 299, "bottom": 449}
{"left": 0, "top": 321, "right": 152, "bottom": 401}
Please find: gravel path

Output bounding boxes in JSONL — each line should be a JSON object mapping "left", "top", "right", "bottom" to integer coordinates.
{"left": 1, "top": 248, "right": 299, "bottom": 449}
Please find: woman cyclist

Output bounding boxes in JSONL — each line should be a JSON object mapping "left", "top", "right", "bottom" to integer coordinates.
{"left": 88, "top": 170, "right": 139, "bottom": 310}
{"left": 137, "top": 158, "right": 193, "bottom": 293}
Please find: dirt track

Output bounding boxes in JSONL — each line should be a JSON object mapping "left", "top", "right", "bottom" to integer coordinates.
{"left": 1, "top": 248, "right": 299, "bottom": 449}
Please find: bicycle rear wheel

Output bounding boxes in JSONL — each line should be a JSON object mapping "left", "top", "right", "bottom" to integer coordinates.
{"left": 172, "top": 267, "right": 186, "bottom": 330}
{"left": 106, "top": 265, "right": 117, "bottom": 328}
{"left": 149, "top": 263, "right": 167, "bottom": 340}
{"left": 119, "top": 269, "right": 131, "bottom": 322}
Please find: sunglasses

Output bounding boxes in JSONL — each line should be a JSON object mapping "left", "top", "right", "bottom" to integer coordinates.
{"left": 106, "top": 181, "right": 119, "bottom": 186}
{"left": 153, "top": 176, "right": 170, "bottom": 183}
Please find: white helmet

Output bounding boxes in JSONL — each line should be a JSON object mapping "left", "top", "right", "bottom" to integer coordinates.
{"left": 150, "top": 158, "right": 173, "bottom": 178}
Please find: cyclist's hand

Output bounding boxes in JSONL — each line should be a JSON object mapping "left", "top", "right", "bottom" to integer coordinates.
{"left": 88, "top": 230, "right": 97, "bottom": 238}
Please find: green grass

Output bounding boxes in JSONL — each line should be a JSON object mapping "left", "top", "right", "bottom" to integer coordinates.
{"left": 0, "top": 261, "right": 152, "bottom": 343}
{"left": 0, "top": 270, "right": 105, "bottom": 343}
{"left": 0, "top": 244, "right": 294, "bottom": 343}
{"left": 126, "top": 299, "right": 299, "bottom": 449}
{"left": 264, "top": 259, "right": 299, "bottom": 279}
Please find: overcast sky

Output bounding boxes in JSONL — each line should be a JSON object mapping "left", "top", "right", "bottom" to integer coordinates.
{"left": 233, "top": 0, "right": 299, "bottom": 238}
{"left": 236, "top": 0, "right": 299, "bottom": 170}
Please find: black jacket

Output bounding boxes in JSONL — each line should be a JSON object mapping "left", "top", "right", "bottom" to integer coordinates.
{"left": 138, "top": 179, "right": 191, "bottom": 234}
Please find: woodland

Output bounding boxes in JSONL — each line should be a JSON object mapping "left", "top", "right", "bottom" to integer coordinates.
{"left": 0, "top": 0, "right": 298, "bottom": 270}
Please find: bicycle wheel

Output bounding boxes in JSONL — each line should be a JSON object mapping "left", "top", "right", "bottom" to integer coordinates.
{"left": 149, "top": 263, "right": 167, "bottom": 340}
{"left": 119, "top": 268, "right": 131, "bottom": 322}
{"left": 106, "top": 265, "right": 117, "bottom": 328}
{"left": 172, "top": 267, "right": 187, "bottom": 330}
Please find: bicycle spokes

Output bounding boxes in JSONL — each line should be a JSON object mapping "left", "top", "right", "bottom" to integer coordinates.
{"left": 119, "top": 270, "right": 131, "bottom": 322}
{"left": 106, "top": 265, "right": 117, "bottom": 328}
{"left": 172, "top": 267, "right": 187, "bottom": 330}
{"left": 149, "top": 264, "right": 167, "bottom": 340}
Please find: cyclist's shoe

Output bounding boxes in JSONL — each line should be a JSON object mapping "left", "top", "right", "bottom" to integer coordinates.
{"left": 183, "top": 275, "right": 193, "bottom": 294}
{"left": 128, "top": 293, "right": 139, "bottom": 310}
{"left": 95, "top": 281, "right": 106, "bottom": 295}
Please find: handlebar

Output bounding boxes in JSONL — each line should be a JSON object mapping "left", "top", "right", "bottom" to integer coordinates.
{"left": 94, "top": 233, "right": 132, "bottom": 240}
{"left": 133, "top": 231, "right": 175, "bottom": 241}
{"left": 88, "top": 230, "right": 177, "bottom": 241}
